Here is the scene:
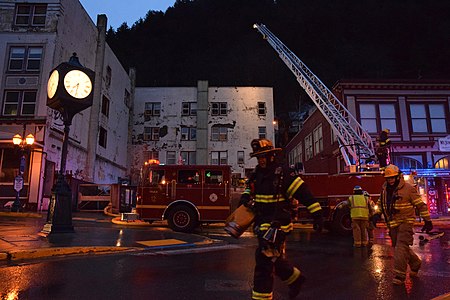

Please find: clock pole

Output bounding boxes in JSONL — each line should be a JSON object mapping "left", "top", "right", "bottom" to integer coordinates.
{"left": 42, "top": 53, "right": 95, "bottom": 236}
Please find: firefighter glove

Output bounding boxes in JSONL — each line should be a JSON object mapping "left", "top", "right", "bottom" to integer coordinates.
{"left": 239, "top": 194, "right": 251, "bottom": 207}
{"left": 312, "top": 211, "right": 324, "bottom": 233}
{"left": 421, "top": 220, "right": 433, "bottom": 233}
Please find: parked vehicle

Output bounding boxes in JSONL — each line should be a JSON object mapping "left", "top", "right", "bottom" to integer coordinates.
{"left": 136, "top": 161, "right": 232, "bottom": 232}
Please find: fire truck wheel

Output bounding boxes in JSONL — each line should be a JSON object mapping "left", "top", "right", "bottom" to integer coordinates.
{"left": 167, "top": 204, "right": 198, "bottom": 233}
{"left": 331, "top": 206, "right": 352, "bottom": 236}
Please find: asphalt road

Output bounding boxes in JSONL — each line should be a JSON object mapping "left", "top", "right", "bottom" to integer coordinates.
{"left": 0, "top": 223, "right": 449, "bottom": 300}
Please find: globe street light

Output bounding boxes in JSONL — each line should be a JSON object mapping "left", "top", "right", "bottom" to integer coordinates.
{"left": 11, "top": 133, "right": 34, "bottom": 212}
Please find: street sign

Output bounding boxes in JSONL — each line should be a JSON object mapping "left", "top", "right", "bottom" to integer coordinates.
{"left": 19, "top": 155, "right": 26, "bottom": 174}
{"left": 14, "top": 175, "right": 24, "bottom": 192}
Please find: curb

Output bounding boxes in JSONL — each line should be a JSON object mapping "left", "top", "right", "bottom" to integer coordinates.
{"left": 0, "top": 246, "right": 139, "bottom": 262}
{"left": 0, "top": 212, "right": 43, "bottom": 218}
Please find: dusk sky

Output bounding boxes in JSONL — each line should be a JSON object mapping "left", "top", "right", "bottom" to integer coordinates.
{"left": 79, "top": 0, "right": 176, "bottom": 29}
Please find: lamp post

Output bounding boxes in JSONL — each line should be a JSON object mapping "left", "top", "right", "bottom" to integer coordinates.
{"left": 11, "top": 132, "right": 34, "bottom": 212}
{"left": 41, "top": 53, "right": 95, "bottom": 235}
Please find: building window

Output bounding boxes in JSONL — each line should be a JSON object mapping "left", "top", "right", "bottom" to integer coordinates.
{"left": 15, "top": 4, "right": 47, "bottom": 26}
{"left": 211, "top": 102, "right": 227, "bottom": 116}
{"left": 313, "top": 124, "right": 323, "bottom": 155}
{"left": 144, "top": 102, "right": 161, "bottom": 116}
{"left": 101, "top": 95, "right": 110, "bottom": 117}
{"left": 2, "top": 90, "right": 36, "bottom": 116}
{"left": 305, "top": 134, "right": 313, "bottom": 160}
{"left": 392, "top": 156, "right": 423, "bottom": 170}
{"left": 99, "top": 127, "right": 107, "bottom": 148}
{"left": 211, "top": 126, "right": 228, "bottom": 141}
{"left": 144, "top": 127, "right": 159, "bottom": 141}
{"left": 211, "top": 151, "right": 228, "bottom": 165}
{"left": 8, "top": 46, "right": 43, "bottom": 72}
{"left": 258, "top": 126, "right": 266, "bottom": 139}
{"left": 105, "top": 66, "right": 112, "bottom": 88}
{"left": 181, "top": 151, "right": 196, "bottom": 165}
{"left": 182, "top": 102, "right": 197, "bottom": 116}
{"left": 289, "top": 142, "right": 303, "bottom": 166}
{"left": 258, "top": 102, "right": 266, "bottom": 116}
{"left": 144, "top": 151, "right": 159, "bottom": 161}
{"left": 166, "top": 151, "right": 176, "bottom": 165}
{"left": 410, "top": 103, "right": 447, "bottom": 133}
{"left": 181, "top": 126, "right": 196, "bottom": 140}
{"left": 435, "top": 157, "right": 449, "bottom": 169}
{"left": 359, "top": 103, "right": 398, "bottom": 134}
{"left": 237, "top": 151, "right": 245, "bottom": 164}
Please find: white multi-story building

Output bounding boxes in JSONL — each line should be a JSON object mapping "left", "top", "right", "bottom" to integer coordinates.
{"left": 0, "top": 0, "right": 133, "bottom": 210}
{"left": 130, "top": 81, "right": 275, "bottom": 184}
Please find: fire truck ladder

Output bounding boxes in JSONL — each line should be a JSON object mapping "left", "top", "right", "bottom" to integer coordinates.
{"left": 253, "top": 23, "right": 376, "bottom": 167}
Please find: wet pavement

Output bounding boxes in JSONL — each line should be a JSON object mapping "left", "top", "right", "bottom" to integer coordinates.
{"left": 0, "top": 211, "right": 221, "bottom": 262}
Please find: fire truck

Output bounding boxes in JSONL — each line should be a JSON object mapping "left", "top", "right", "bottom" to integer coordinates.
{"left": 253, "top": 24, "right": 388, "bottom": 235}
{"left": 136, "top": 161, "right": 232, "bottom": 232}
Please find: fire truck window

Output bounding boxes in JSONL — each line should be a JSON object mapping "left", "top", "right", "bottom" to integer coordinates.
{"left": 178, "top": 170, "right": 200, "bottom": 184}
{"left": 148, "top": 170, "right": 165, "bottom": 185}
{"left": 205, "top": 170, "right": 223, "bottom": 184}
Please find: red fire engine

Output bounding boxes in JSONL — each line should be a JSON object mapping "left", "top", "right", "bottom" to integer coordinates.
{"left": 136, "top": 161, "right": 232, "bottom": 232}
{"left": 299, "top": 172, "right": 385, "bottom": 235}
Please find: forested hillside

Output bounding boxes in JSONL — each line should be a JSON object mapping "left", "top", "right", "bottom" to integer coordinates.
{"left": 106, "top": 0, "right": 450, "bottom": 118}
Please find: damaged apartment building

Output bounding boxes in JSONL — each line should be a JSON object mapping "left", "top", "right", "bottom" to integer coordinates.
{"left": 130, "top": 81, "right": 276, "bottom": 184}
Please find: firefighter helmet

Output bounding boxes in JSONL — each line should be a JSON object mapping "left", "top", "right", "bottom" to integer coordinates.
{"left": 353, "top": 185, "right": 362, "bottom": 192}
{"left": 382, "top": 128, "right": 390, "bottom": 134}
{"left": 249, "top": 138, "right": 282, "bottom": 157}
{"left": 383, "top": 164, "right": 400, "bottom": 178}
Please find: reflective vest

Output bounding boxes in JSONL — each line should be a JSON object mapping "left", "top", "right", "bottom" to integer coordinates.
{"left": 348, "top": 194, "right": 369, "bottom": 220}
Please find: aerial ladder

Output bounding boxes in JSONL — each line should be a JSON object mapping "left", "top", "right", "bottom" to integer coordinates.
{"left": 253, "top": 23, "right": 377, "bottom": 169}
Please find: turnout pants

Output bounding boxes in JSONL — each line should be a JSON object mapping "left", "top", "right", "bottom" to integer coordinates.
{"left": 389, "top": 222, "right": 422, "bottom": 281}
{"left": 351, "top": 219, "right": 369, "bottom": 247}
{"left": 252, "top": 237, "right": 300, "bottom": 300}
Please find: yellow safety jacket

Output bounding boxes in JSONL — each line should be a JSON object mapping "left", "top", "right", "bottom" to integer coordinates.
{"left": 348, "top": 194, "right": 369, "bottom": 220}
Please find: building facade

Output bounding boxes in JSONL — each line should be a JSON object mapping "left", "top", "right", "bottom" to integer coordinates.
{"left": 0, "top": 0, "right": 133, "bottom": 210}
{"left": 130, "top": 81, "right": 275, "bottom": 184}
{"left": 285, "top": 79, "right": 450, "bottom": 216}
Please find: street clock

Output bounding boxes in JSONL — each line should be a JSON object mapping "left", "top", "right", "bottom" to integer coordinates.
{"left": 47, "top": 53, "right": 95, "bottom": 120}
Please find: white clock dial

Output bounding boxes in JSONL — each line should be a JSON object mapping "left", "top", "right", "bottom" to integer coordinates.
{"left": 47, "top": 70, "right": 59, "bottom": 99}
{"left": 63, "top": 70, "right": 93, "bottom": 99}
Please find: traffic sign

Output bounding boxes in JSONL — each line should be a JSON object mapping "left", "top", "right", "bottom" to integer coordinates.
{"left": 14, "top": 175, "right": 24, "bottom": 192}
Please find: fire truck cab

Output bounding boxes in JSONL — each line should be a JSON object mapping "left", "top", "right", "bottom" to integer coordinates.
{"left": 136, "top": 162, "right": 232, "bottom": 232}
{"left": 299, "top": 171, "right": 386, "bottom": 235}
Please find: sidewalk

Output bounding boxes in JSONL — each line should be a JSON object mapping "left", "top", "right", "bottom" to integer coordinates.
{"left": 0, "top": 210, "right": 222, "bottom": 263}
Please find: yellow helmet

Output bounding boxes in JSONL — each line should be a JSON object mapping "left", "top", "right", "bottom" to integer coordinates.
{"left": 383, "top": 164, "right": 400, "bottom": 178}
{"left": 382, "top": 128, "right": 390, "bottom": 134}
{"left": 249, "top": 138, "right": 282, "bottom": 157}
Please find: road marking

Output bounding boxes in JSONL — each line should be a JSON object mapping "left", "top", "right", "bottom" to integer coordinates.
{"left": 133, "top": 244, "right": 244, "bottom": 256}
{"left": 137, "top": 239, "right": 186, "bottom": 247}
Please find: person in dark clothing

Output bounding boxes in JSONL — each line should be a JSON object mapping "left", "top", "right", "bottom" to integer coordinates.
{"left": 241, "top": 138, "right": 323, "bottom": 300}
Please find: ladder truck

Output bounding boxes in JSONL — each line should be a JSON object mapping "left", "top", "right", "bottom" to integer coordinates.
{"left": 253, "top": 23, "right": 377, "bottom": 170}
{"left": 253, "top": 24, "right": 385, "bottom": 235}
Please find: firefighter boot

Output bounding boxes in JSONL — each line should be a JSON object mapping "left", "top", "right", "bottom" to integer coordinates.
{"left": 288, "top": 274, "right": 305, "bottom": 299}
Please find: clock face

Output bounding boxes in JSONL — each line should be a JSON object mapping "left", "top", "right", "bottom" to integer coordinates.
{"left": 63, "top": 70, "right": 93, "bottom": 99}
{"left": 47, "top": 70, "right": 59, "bottom": 99}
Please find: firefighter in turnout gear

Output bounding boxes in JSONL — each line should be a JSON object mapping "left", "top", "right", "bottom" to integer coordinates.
{"left": 376, "top": 164, "right": 433, "bottom": 285}
{"left": 347, "top": 186, "right": 371, "bottom": 247}
{"left": 242, "top": 138, "right": 323, "bottom": 300}
{"left": 376, "top": 128, "right": 392, "bottom": 168}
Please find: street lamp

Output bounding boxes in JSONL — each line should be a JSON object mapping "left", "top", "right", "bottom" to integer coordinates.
{"left": 11, "top": 133, "right": 34, "bottom": 212}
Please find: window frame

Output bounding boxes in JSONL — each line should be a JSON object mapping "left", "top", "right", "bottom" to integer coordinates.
{"left": 180, "top": 151, "right": 196, "bottom": 165}
{"left": 304, "top": 133, "right": 313, "bottom": 161}
{"left": 211, "top": 126, "right": 228, "bottom": 141}
{"left": 181, "top": 126, "right": 197, "bottom": 141}
{"left": 144, "top": 102, "right": 161, "bottom": 116}
{"left": 258, "top": 126, "right": 267, "bottom": 139}
{"left": 257, "top": 102, "right": 267, "bottom": 116}
{"left": 15, "top": 4, "right": 47, "bottom": 27}
{"left": 211, "top": 151, "right": 228, "bottom": 165}
{"left": 101, "top": 95, "right": 110, "bottom": 117}
{"left": 2, "top": 90, "right": 37, "bottom": 116}
{"left": 211, "top": 102, "right": 228, "bottom": 116}
{"left": 409, "top": 102, "right": 447, "bottom": 134}
{"left": 313, "top": 124, "right": 323, "bottom": 155}
{"left": 144, "top": 127, "right": 160, "bottom": 141}
{"left": 182, "top": 102, "right": 197, "bottom": 116}
{"left": 8, "top": 46, "right": 43, "bottom": 73}
{"left": 99, "top": 127, "right": 108, "bottom": 148}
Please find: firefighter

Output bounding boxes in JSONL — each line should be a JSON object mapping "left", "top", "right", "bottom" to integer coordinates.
{"left": 364, "top": 190, "right": 377, "bottom": 246}
{"left": 241, "top": 138, "right": 323, "bottom": 300}
{"left": 375, "top": 164, "right": 433, "bottom": 285}
{"left": 376, "top": 128, "right": 392, "bottom": 168}
{"left": 346, "top": 186, "right": 370, "bottom": 247}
